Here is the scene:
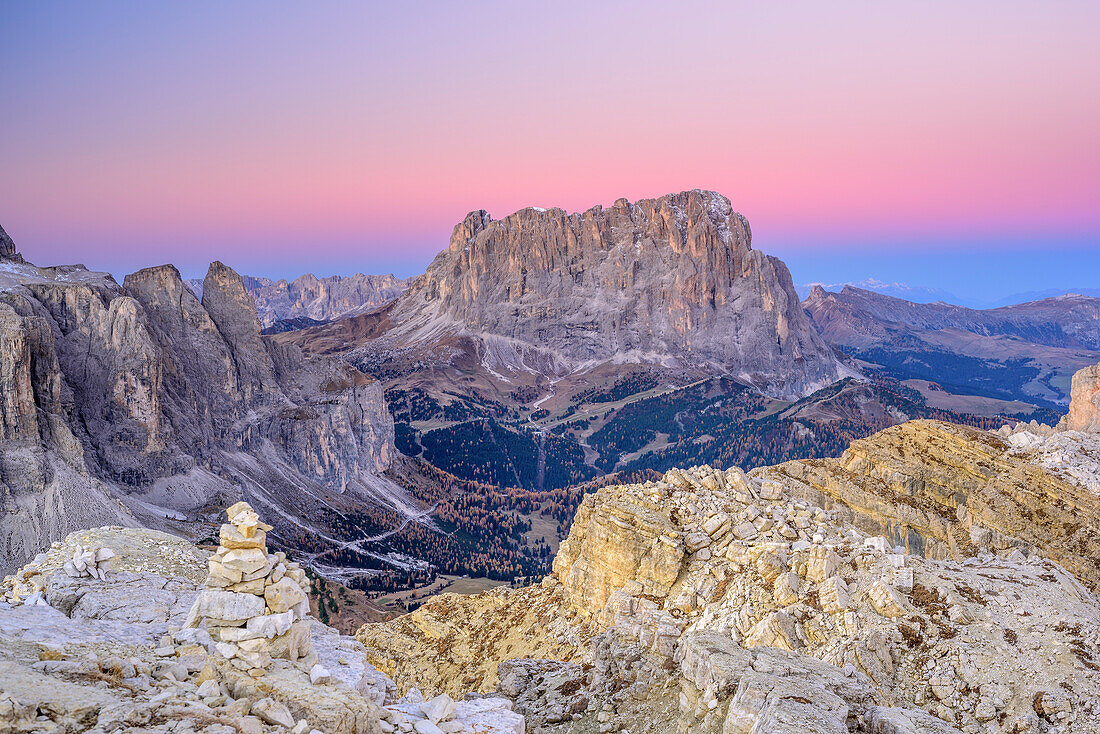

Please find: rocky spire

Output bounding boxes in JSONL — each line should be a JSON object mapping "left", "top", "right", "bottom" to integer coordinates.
{"left": 1060, "top": 360, "right": 1100, "bottom": 432}
{"left": 0, "top": 223, "right": 24, "bottom": 263}
{"left": 201, "top": 261, "right": 279, "bottom": 400}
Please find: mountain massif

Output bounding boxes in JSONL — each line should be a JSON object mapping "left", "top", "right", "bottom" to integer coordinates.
{"left": 0, "top": 231, "right": 401, "bottom": 575}
{"left": 379, "top": 190, "right": 843, "bottom": 399}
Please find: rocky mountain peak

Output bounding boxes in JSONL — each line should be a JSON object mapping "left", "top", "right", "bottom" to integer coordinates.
{"left": 1060, "top": 360, "right": 1100, "bottom": 432}
{"left": 447, "top": 209, "right": 492, "bottom": 252}
{"left": 389, "top": 190, "right": 843, "bottom": 399}
{"left": 0, "top": 223, "right": 24, "bottom": 263}
{"left": 202, "top": 260, "right": 278, "bottom": 397}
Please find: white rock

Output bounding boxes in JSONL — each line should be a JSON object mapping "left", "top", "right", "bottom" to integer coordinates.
{"left": 310, "top": 663, "right": 332, "bottom": 685}
{"left": 420, "top": 693, "right": 457, "bottom": 723}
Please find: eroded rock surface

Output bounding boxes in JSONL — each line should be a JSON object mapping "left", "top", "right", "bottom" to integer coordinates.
{"left": 0, "top": 519, "right": 523, "bottom": 734}
{"left": 359, "top": 423, "right": 1100, "bottom": 733}
{"left": 754, "top": 420, "right": 1100, "bottom": 590}
{"left": 0, "top": 235, "right": 398, "bottom": 574}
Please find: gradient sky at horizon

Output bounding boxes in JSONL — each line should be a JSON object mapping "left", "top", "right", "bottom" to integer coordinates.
{"left": 2, "top": 1, "right": 1098, "bottom": 302}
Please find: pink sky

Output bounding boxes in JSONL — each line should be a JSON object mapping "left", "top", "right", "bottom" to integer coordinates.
{"left": 1, "top": 2, "right": 1097, "bottom": 286}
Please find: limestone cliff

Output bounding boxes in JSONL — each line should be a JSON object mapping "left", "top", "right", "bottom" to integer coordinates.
{"left": 0, "top": 229, "right": 399, "bottom": 573}
{"left": 1059, "top": 360, "right": 1100, "bottom": 432}
{"left": 358, "top": 421, "right": 1100, "bottom": 733}
{"left": 0, "top": 301, "right": 136, "bottom": 572}
{"left": 347, "top": 191, "right": 846, "bottom": 399}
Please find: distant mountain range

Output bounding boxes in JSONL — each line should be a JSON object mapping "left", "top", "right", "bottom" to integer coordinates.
{"left": 186, "top": 272, "right": 410, "bottom": 328}
{"left": 989, "top": 287, "right": 1100, "bottom": 308}
{"left": 795, "top": 278, "right": 963, "bottom": 305}
{"left": 796, "top": 278, "right": 1100, "bottom": 309}
{"left": 803, "top": 284, "right": 1100, "bottom": 412}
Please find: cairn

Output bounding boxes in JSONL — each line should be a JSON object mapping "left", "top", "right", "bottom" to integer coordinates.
{"left": 185, "top": 501, "right": 314, "bottom": 674}
{"left": 63, "top": 544, "right": 116, "bottom": 579}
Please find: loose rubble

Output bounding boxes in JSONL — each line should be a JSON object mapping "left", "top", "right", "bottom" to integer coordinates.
{"left": 360, "top": 422, "right": 1100, "bottom": 734}
{"left": 0, "top": 506, "right": 525, "bottom": 734}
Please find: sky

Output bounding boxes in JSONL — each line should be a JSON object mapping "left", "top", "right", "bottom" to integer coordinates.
{"left": 2, "top": 1, "right": 1098, "bottom": 303}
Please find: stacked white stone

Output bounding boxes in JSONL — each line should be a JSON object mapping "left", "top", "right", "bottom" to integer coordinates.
{"left": 62, "top": 544, "right": 116, "bottom": 579}
{"left": 185, "top": 501, "right": 314, "bottom": 674}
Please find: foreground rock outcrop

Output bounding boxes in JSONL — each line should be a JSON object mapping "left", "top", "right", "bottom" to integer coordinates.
{"left": 755, "top": 420, "right": 1100, "bottom": 590}
{"left": 0, "top": 510, "right": 524, "bottom": 734}
{"left": 358, "top": 421, "right": 1100, "bottom": 733}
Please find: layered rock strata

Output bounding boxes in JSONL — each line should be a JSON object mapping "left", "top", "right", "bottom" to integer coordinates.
{"left": 323, "top": 191, "right": 847, "bottom": 399}
{"left": 754, "top": 420, "right": 1100, "bottom": 590}
{"left": 358, "top": 423, "right": 1100, "bottom": 733}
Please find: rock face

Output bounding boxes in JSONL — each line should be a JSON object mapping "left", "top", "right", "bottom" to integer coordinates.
{"left": 0, "top": 519, "right": 524, "bottom": 734}
{"left": 358, "top": 191, "right": 845, "bottom": 399}
{"left": 0, "top": 230, "right": 399, "bottom": 573}
{"left": 1059, "top": 360, "right": 1100, "bottom": 432}
{"left": 755, "top": 420, "right": 1100, "bottom": 590}
{"left": 358, "top": 421, "right": 1100, "bottom": 733}
{"left": 552, "top": 485, "right": 684, "bottom": 613}
{"left": 0, "top": 298, "right": 137, "bottom": 574}
{"left": 187, "top": 272, "right": 410, "bottom": 328}
{"left": 0, "top": 223, "right": 21, "bottom": 262}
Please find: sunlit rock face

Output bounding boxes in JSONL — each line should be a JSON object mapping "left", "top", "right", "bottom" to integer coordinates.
{"left": 1060, "top": 360, "right": 1100, "bottom": 433}
{"left": 358, "top": 419, "right": 1100, "bottom": 733}
{"left": 383, "top": 190, "right": 845, "bottom": 399}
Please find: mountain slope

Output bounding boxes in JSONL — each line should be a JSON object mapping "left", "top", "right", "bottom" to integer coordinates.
{"left": 804, "top": 285, "right": 1100, "bottom": 409}
{"left": 805, "top": 285, "right": 1100, "bottom": 350}
{"left": 0, "top": 229, "right": 404, "bottom": 574}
